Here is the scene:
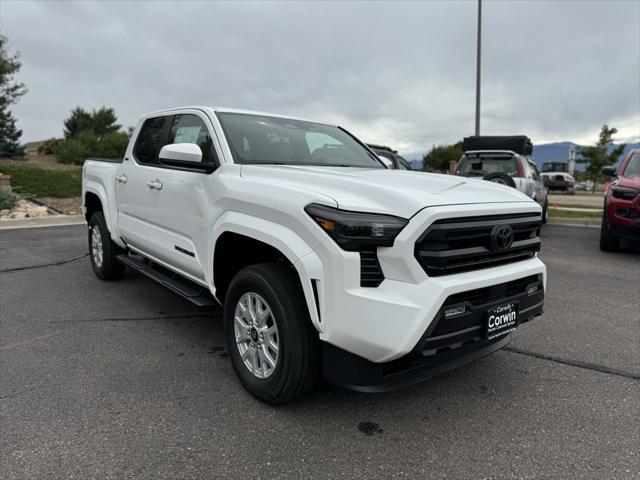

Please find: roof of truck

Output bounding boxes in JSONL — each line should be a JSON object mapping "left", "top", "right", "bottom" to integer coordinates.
{"left": 141, "top": 106, "right": 323, "bottom": 125}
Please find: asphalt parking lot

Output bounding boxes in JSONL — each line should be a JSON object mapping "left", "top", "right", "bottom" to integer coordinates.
{"left": 1, "top": 224, "right": 638, "bottom": 479}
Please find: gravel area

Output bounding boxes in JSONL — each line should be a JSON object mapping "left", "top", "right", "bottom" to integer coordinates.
{"left": 35, "top": 196, "right": 82, "bottom": 215}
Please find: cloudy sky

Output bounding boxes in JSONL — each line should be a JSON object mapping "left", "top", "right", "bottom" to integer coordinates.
{"left": 2, "top": 0, "right": 639, "bottom": 157}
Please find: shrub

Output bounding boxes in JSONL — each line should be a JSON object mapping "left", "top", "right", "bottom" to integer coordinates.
{"left": 0, "top": 188, "right": 18, "bottom": 210}
{"left": 96, "top": 131, "right": 130, "bottom": 159}
{"left": 54, "top": 131, "right": 96, "bottom": 165}
{"left": 54, "top": 130, "right": 129, "bottom": 165}
{"left": 422, "top": 141, "right": 463, "bottom": 173}
{"left": 37, "top": 138, "right": 62, "bottom": 155}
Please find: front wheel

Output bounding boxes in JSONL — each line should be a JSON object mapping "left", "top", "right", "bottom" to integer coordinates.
{"left": 541, "top": 198, "right": 548, "bottom": 224}
{"left": 88, "top": 212, "right": 125, "bottom": 280}
{"left": 223, "top": 262, "right": 320, "bottom": 404}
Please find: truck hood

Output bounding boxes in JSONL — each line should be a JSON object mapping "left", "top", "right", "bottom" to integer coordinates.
{"left": 240, "top": 165, "right": 536, "bottom": 218}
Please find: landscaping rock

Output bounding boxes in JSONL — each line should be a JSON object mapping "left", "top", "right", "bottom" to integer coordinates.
{"left": 26, "top": 206, "right": 49, "bottom": 217}
{"left": 0, "top": 199, "right": 55, "bottom": 221}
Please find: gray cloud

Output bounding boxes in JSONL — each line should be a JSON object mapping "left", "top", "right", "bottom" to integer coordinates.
{"left": 2, "top": 0, "right": 639, "bottom": 158}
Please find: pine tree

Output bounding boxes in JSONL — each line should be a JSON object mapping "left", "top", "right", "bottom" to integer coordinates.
{"left": 0, "top": 105, "right": 23, "bottom": 157}
{"left": 0, "top": 33, "right": 27, "bottom": 158}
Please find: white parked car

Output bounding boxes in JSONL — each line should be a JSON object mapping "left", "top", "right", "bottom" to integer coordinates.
{"left": 541, "top": 172, "right": 575, "bottom": 194}
{"left": 83, "top": 107, "right": 546, "bottom": 404}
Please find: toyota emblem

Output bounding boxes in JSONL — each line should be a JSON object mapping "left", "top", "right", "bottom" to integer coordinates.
{"left": 490, "top": 225, "right": 514, "bottom": 251}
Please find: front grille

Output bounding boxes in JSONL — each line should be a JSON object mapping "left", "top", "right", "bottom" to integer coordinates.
{"left": 415, "top": 213, "right": 541, "bottom": 276}
{"left": 360, "top": 249, "right": 384, "bottom": 287}
{"left": 443, "top": 274, "right": 541, "bottom": 308}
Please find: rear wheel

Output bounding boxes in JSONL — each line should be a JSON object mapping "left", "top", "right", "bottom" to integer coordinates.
{"left": 223, "top": 262, "right": 320, "bottom": 404}
{"left": 88, "top": 212, "right": 125, "bottom": 280}
{"left": 599, "top": 216, "right": 619, "bottom": 252}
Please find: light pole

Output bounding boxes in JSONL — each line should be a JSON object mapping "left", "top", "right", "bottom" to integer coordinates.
{"left": 475, "top": 0, "right": 482, "bottom": 136}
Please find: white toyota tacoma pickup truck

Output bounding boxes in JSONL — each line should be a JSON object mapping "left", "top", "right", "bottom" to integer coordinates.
{"left": 83, "top": 106, "right": 546, "bottom": 404}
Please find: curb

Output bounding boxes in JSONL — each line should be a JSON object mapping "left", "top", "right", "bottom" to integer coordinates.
{"left": 547, "top": 217, "right": 600, "bottom": 228}
{"left": 0, "top": 215, "right": 85, "bottom": 230}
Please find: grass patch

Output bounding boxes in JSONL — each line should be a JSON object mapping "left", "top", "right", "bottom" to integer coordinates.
{"left": 548, "top": 208, "right": 602, "bottom": 219}
{"left": 551, "top": 203, "right": 603, "bottom": 210}
{"left": 0, "top": 164, "right": 82, "bottom": 198}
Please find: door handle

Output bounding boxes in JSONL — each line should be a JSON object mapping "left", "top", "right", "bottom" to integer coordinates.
{"left": 115, "top": 174, "right": 127, "bottom": 184}
{"left": 146, "top": 179, "right": 163, "bottom": 190}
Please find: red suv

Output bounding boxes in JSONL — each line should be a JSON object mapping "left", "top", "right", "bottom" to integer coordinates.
{"left": 600, "top": 149, "right": 640, "bottom": 251}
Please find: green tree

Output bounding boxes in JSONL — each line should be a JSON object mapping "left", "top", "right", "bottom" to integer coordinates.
{"left": 0, "top": 33, "right": 27, "bottom": 158}
{"left": 577, "top": 125, "right": 626, "bottom": 192}
{"left": 63, "top": 107, "right": 93, "bottom": 139}
{"left": 63, "top": 106, "right": 121, "bottom": 139}
{"left": 422, "top": 141, "right": 463, "bottom": 173}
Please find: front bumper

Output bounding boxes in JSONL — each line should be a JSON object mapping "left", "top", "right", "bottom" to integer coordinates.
{"left": 605, "top": 196, "right": 640, "bottom": 240}
{"left": 608, "top": 221, "right": 640, "bottom": 241}
{"left": 302, "top": 203, "right": 546, "bottom": 364}
{"left": 324, "top": 284, "right": 544, "bottom": 392}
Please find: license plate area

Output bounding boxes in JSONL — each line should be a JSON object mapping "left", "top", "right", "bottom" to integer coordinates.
{"left": 486, "top": 302, "right": 518, "bottom": 340}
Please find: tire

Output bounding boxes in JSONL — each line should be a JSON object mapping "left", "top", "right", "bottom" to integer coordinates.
{"left": 88, "top": 211, "right": 126, "bottom": 280}
{"left": 541, "top": 198, "right": 548, "bottom": 224}
{"left": 483, "top": 172, "right": 517, "bottom": 188}
{"left": 599, "top": 216, "right": 619, "bottom": 252}
{"left": 223, "top": 262, "right": 320, "bottom": 404}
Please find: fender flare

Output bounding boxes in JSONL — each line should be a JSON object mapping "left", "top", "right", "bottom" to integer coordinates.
{"left": 208, "top": 211, "right": 324, "bottom": 331}
{"left": 83, "top": 181, "right": 126, "bottom": 249}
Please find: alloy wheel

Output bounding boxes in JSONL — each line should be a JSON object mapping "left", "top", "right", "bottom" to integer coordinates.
{"left": 233, "top": 292, "right": 280, "bottom": 379}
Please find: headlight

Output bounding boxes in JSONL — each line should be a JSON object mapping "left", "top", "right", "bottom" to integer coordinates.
{"left": 611, "top": 187, "right": 640, "bottom": 200}
{"left": 305, "top": 203, "right": 408, "bottom": 251}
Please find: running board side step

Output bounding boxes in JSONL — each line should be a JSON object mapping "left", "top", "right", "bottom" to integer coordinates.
{"left": 116, "top": 254, "right": 216, "bottom": 307}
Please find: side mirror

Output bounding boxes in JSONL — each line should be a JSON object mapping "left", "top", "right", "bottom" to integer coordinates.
{"left": 601, "top": 166, "right": 617, "bottom": 177}
{"left": 159, "top": 143, "right": 203, "bottom": 164}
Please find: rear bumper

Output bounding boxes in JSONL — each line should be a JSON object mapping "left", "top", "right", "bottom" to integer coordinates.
{"left": 323, "top": 285, "right": 544, "bottom": 392}
{"left": 545, "top": 181, "right": 574, "bottom": 190}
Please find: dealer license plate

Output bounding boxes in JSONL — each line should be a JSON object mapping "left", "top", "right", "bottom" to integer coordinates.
{"left": 486, "top": 302, "right": 518, "bottom": 340}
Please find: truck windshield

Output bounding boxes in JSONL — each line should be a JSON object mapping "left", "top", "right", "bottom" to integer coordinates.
{"left": 216, "top": 112, "right": 384, "bottom": 168}
{"left": 624, "top": 152, "right": 639, "bottom": 176}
